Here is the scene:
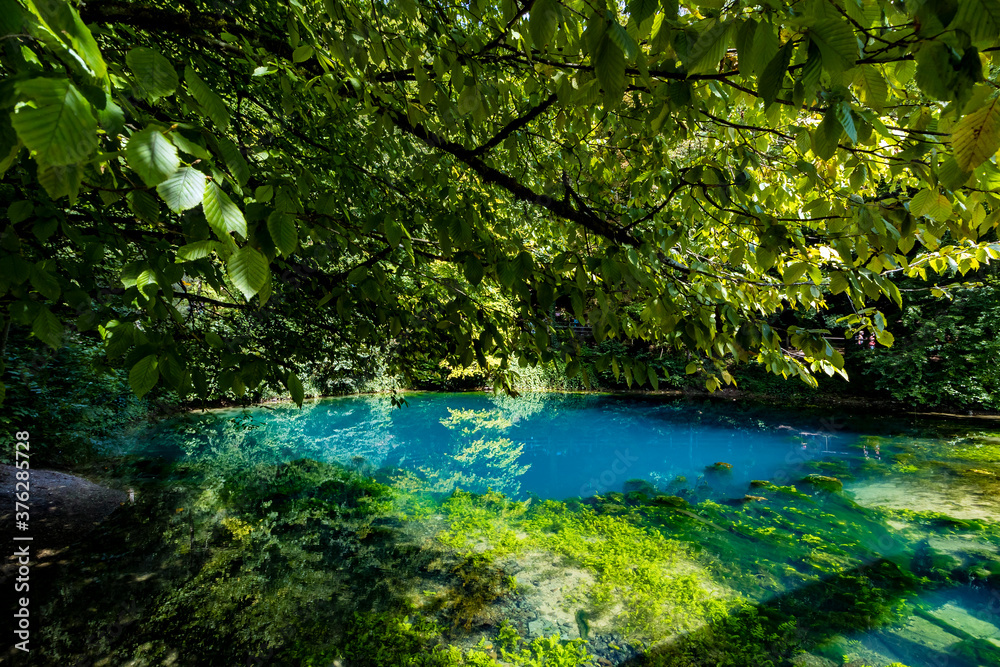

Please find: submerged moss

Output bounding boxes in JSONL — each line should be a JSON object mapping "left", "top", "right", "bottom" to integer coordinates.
{"left": 799, "top": 474, "right": 844, "bottom": 492}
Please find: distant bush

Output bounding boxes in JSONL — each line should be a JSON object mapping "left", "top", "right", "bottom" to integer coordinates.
{"left": 1, "top": 328, "right": 156, "bottom": 465}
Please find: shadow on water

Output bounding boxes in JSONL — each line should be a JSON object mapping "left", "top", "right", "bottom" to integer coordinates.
{"left": 620, "top": 555, "right": 1000, "bottom": 667}
{"left": 620, "top": 560, "right": 1000, "bottom": 667}
{"left": 22, "top": 454, "right": 519, "bottom": 666}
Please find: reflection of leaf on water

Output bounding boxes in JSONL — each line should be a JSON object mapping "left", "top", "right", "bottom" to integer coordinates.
{"left": 418, "top": 408, "right": 530, "bottom": 496}
{"left": 489, "top": 392, "right": 547, "bottom": 423}
{"left": 146, "top": 396, "right": 400, "bottom": 476}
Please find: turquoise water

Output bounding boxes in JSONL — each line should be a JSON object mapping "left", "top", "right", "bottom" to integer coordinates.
{"left": 137, "top": 392, "right": 863, "bottom": 500}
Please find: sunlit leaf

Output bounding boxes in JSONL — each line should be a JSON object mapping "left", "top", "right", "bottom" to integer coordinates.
{"left": 11, "top": 78, "right": 97, "bottom": 167}
{"left": 227, "top": 244, "right": 269, "bottom": 300}
{"left": 127, "top": 128, "right": 180, "bottom": 186}
{"left": 126, "top": 47, "right": 179, "bottom": 100}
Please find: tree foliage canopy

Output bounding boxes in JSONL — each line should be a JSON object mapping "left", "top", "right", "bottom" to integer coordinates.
{"left": 2, "top": 0, "right": 1000, "bottom": 403}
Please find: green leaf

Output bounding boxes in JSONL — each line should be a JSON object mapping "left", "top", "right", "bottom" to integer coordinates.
{"left": 126, "top": 47, "right": 178, "bottom": 100}
{"left": 874, "top": 328, "right": 894, "bottom": 347}
{"left": 594, "top": 31, "right": 626, "bottom": 102}
{"left": 385, "top": 219, "right": 405, "bottom": 249}
{"left": 608, "top": 21, "right": 639, "bottom": 61}
{"left": 126, "top": 128, "right": 179, "bottom": 186}
{"left": 498, "top": 260, "right": 517, "bottom": 288}
{"left": 129, "top": 354, "right": 159, "bottom": 398}
{"left": 7, "top": 200, "right": 32, "bottom": 224}
{"left": 292, "top": 45, "right": 314, "bottom": 62}
{"left": 255, "top": 185, "right": 274, "bottom": 202}
{"left": 32, "top": 306, "right": 63, "bottom": 349}
{"left": 90, "top": 91, "right": 125, "bottom": 137}
{"left": 686, "top": 20, "right": 730, "bottom": 75}
{"left": 0, "top": 0, "right": 22, "bottom": 37}
{"left": 735, "top": 19, "right": 757, "bottom": 74}
{"left": 755, "top": 245, "right": 776, "bottom": 271}
{"left": 829, "top": 271, "right": 849, "bottom": 294}
{"left": 458, "top": 85, "right": 481, "bottom": 116}
{"left": 267, "top": 210, "right": 298, "bottom": 257}
{"left": 185, "top": 67, "right": 230, "bottom": 130}
{"left": 287, "top": 371, "right": 305, "bottom": 406}
{"left": 812, "top": 108, "right": 843, "bottom": 160}
{"left": 952, "top": 97, "right": 1000, "bottom": 172}
{"left": 177, "top": 240, "right": 221, "bottom": 261}
{"left": 835, "top": 101, "right": 857, "bottom": 144}
{"left": 750, "top": 22, "right": 779, "bottom": 80}
{"left": 168, "top": 132, "right": 212, "bottom": 160}
{"left": 203, "top": 181, "right": 247, "bottom": 240}
{"left": 951, "top": 0, "right": 1000, "bottom": 45}
{"left": 29, "top": 263, "right": 60, "bottom": 300}
{"left": 628, "top": 0, "right": 658, "bottom": 26}
{"left": 807, "top": 18, "right": 858, "bottom": 75}
{"left": 938, "top": 156, "right": 973, "bottom": 190}
{"left": 783, "top": 262, "right": 809, "bottom": 285}
{"left": 914, "top": 41, "right": 966, "bottom": 103}
{"left": 0, "top": 130, "right": 21, "bottom": 178}
{"left": 227, "top": 245, "right": 269, "bottom": 300}
{"left": 128, "top": 190, "right": 160, "bottom": 223}
{"left": 514, "top": 250, "right": 534, "bottom": 278}
{"left": 29, "top": 0, "right": 106, "bottom": 80}
{"left": 205, "top": 331, "right": 225, "bottom": 348}
{"left": 157, "top": 167, "right": 206, "bottom": 213}
{"left": 11, "top": 78, "right": 97, "bottom": 167}
{"left": 859, "top": 65, "right": 888, "bottom": 111}
{"left": 37, "top": 163, "right": 83, "bottom": 201}
{"left": 529, "top": 0, "right": 561, "bottom": 50}
{"left": 910, "top": 189, "right": 953, "bottom": 221}
{"left": 758, "top": 42, "right": 793, "bottom": 110}
{"left": 464, "top": 254, "right": 485, "bottom": 286}
{"left": 798, "top": 42, "right": 822, "bottom": 105}
{"left": 217, "top": 136, "right": 250, "bottom": 186}
{"left": 159, "top": 354, "right": 184, "bottom": 388}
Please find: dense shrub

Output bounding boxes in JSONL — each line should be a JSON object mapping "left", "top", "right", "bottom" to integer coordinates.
{"left": 1, "top": 328, "right": 153, "bottom": 465}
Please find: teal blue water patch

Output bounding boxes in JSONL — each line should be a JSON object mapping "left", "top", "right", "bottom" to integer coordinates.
{"left": 129, "top": 392, "right": 872, "bottom": 500}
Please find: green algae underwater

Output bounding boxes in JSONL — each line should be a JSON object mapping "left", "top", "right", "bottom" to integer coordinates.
{"left": 21, "top": 394, "right": 1000, "bottom": 667}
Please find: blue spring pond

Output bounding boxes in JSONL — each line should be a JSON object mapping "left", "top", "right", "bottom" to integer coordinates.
{"left": 135, "top": 392, "right": 871, "bottom": 500}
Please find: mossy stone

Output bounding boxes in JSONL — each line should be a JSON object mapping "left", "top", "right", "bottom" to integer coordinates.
{"left": 623, "top": 479, "right": 657, "bottom": 496}
{"left": 800, "top": 474, "right": 843, "bottom": 492}
{"left": 652, "top": 494, "right": 689, "bottom": 508}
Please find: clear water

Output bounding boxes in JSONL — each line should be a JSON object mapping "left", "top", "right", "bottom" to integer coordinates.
{"left": 79, "top": 393, "right": 1000, "bottom": 666}
{"left": 136, "top": 392, "right": 862, "bottom": 500}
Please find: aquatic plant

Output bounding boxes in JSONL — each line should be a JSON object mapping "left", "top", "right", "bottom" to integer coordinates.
{"left": 643, "top": 601, "right": 798, "bottom": 666}
{"left": 439, "top": 552, "right": 512, "bottom": 630}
